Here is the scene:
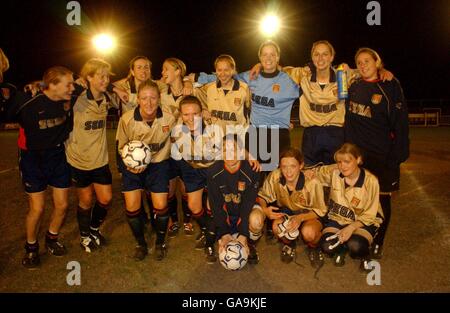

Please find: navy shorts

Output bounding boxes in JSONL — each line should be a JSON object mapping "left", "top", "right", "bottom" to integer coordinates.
{"left": 302, "top": 126, "right": 344, "bottom": 167}
{"left": 168, "top": 158, "right": 180, "bottom": 180}
{"left": 19, "top": 146, "right": 71, "bottom": 193}
{"left": 175, "top": 159, "right": 208, "bottom": 193}
{"left": 120, "top": 159, "right": 170, "bottom": 193}
{"left": 324, "top": 219, "right": 378, "bottom": 238}
{"left": 70, "top": 164, "right": 112, "bottom": 188}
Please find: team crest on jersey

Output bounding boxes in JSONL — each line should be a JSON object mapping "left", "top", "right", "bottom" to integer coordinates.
{"left": 272, "top": 84, "right": 280, "bottom": 93}
{"left": 238, "top": 181, "right": 246, "bottom": 191}
{"left": 63, "top": 101, "right": 71, "bottom": 111}
{"left": 293, "top": 191, "right": 307, "bottom": 206}
{"left": 162, "top": 125, "right": 169, "bottom": 133}
{"left": 371, "top": 94, "right": 383, "bottom": 105}
{"left": 234, "top": 98, "right": 241, "bottom": 106}
{"left": 351, "top": 197, "right": 361, "bottom": 207}
{"left": 1, "top": 88, "right": 10, "bottom": 99}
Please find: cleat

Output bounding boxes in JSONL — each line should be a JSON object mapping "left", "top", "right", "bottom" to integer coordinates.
{"left": 133, "top": 245, "right": 148, "bottom": 261}
{"left": 308, "top": 247, "right": 324, "bottom": 269}
{"left": 183, "top": 223, "right": 194, "bottom": 236}
{"left": 22, "top": 251, "right": 40, "bottom": 269}
{"left": 360, "top": 258, "right": 373, "bottom": 273}
{"left": 247, "top": 244, "right": 259, "bottom": 264}
{"left": 80, "top": 236, "right": 97, "bottom": 253}
{"left": 281, "top": 245, "right": 295, "bottom": 264}
{"left": 333, "top": 251, "right": 346, "bottom": 267}
{"left": 205, "top": 246, "right": 217, "bottom": 264}
{"left": 155, "top": 243, "right": 167, "bottom": 261}
{"left": 265, "top": 229, "right": 277, "bottom": 245}
{"left": 371, "top": 244, "right": 383, "bottom": 259}
{"left": 195, "top": 234, "right": 206, "bottom": 250}
{"left": 90, "top": 229, "right": 107, "bottom": 247}
{"left": 46, "top": 241, "right": 67, "bottom": 256}
{"left": 168, "top": 222, "right": 180, "bottom": 238}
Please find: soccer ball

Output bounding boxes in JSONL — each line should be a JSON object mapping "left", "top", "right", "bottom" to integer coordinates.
{"left": 121, "top": 140, "right": 152, "bottom": 170}
{"left": 219, "top": 239, "right": 248, "bottom": 271}
{"left": 277, "top": 217, "right": 300, "bottom": 240}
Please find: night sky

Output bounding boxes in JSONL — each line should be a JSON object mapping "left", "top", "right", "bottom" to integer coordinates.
{"left": 1, "top": 0, "right": 449, "bottom": 103}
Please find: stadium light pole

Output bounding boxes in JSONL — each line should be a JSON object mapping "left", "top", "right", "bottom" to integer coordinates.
{"left": 92, "top": 33, "right": 116, "bottom": 54}
{"left": 260, "top": 14, "right": 280, "bottom": 38}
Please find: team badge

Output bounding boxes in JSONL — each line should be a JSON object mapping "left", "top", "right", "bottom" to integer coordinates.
{"left": 63, "top": 101, "right": 71, "bottom": 111}
{"left": 293, "top": 192, "right": 307, "bottom": 206}
{"left": 371, "top": 94, "right": 382, "bottom": 105}
{"left": 238, "top": 181, "right": 246, "bottom": 191}
{"left": 351, "top": 197, "right": 361, "bottom": 207}
{"left": 1, "top": 88, "right": 10, "bottom": 99}
{"left": 272, "top": 84, "right": 280, "bottom": 93}
{"left": 234, "top": 98, "right": 241, "bottom": 106}
{"left": 162, "top": 125, "right": 169, "bottom": 133}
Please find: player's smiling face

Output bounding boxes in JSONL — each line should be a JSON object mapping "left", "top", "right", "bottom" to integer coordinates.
{"left": 50, "top": 74, "right": 75, "bottom": 101}
{"left": 336, "top": 153, "right": 361, "bottom": 178}
{"left": 88, "top": 68, "right": 110, "bottom": 93}
{"left": 357, "top": 52, "right": 378, "bottom": 80}
{"left": 161, "top": 61, "right": 179, "bottom": 85}
{"left": 259, "top": 45, "right": 279, "bottom": 73}
{"left": 132, "top": 59, "right": 151, "bottom": 82}
{"left": 215, "top": 60, "right": 234, "bottom": 87}
{"left": 280, "top": 157, "right": 303, "bottom": 184}
{"left": 312, "top": 43, "right": 334, "bottom": 71}
{"left": 181, "top": 102, "right": 202, "bottom": 131}
{"left": 138, "top": 86, "right": 159, "bottom": 120}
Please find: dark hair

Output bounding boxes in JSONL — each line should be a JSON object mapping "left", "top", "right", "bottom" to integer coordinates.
{"left": 280, "top": 148, "right": 304, "bottom": 165}
{"left": 42, "top": 66, "right": 73, "bottom": 90}
{"left": 128, "top": 56, "right": 152, "bottom": 79}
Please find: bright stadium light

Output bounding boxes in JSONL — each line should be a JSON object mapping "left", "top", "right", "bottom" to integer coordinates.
{"left": 260, "top": 14, "right": 280, "bottom": 37}
{"left": 92, "top": 33, "right": 116, "bottom": 54}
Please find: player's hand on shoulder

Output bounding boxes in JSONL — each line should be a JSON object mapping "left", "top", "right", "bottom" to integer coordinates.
{"left": 113, "top": 86, "right": 129, "bottom": 103}
{"left": 379, "top": 68, "right": 394, "bottom": 81}
{"left": 249, "top": 63, "right": 262, "bottom": 80}
{"left": 248, "top": 159, "right": 261, "bottom": 172}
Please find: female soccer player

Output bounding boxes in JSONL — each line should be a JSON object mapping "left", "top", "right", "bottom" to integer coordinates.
{"left": 116, "top": 80, "right": 175, "bottom": 261}
{"left": 257, "top": 148, "right": 328, "bottom": 267}
{"left": 344, "top": 48, "right": 409, "bottom": 259}
{"left": 65, "top": 58, "right": 120, "bottom": 253}
{"left": 317, "top": 143, "right": 384, "bottom": 270}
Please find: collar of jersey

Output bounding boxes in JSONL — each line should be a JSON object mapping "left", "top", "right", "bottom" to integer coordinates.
{"left": 216, "top": 79, "right": 240, "bottom": 91}
{"left": 260, "top": 69, "right": 280, "bottom": 78}
{"left": 339, "top": 168, "right": 366, "bottom": 188}
{"left": 280, "top": 172, "right": 305, "bottom": 190}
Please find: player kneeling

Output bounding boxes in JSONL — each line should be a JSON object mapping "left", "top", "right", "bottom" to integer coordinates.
{"left": 207, "top": 134, "right": 261, "bottom": 267}
{"left": 116, "top": 80, "right": 175, "bottom": 261}
{"left": 257, "top": 148, "right": 328, "bottom": 267}
{"left": 316, "top": 143, "right": 384, "bottom": 271}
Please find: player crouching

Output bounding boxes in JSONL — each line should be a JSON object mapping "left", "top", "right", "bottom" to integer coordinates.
{"left": 257, "top": 148, "right": 328, "bottom": 267}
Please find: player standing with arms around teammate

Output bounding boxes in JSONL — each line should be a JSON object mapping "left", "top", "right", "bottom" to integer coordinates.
{"left": 116, "top": 80, "right": 175, "bottom": 261}
{"left": 65, "top": 58, "right": 120, "bottom": 252}
{"left": 345, "top": 48, "right": 409, "bottom": 258}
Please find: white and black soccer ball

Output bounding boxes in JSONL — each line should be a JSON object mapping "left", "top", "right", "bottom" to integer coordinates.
{"left": 219, "top": 239, "right": 248, "bottom": 271}
{"left": 121, "top": 140, "right": 152, "bottom": 170}
{"left": 277, "top": 218, "right": 300, "bottom": 240}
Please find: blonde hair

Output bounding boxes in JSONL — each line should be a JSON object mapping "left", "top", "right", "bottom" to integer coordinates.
{"left": 80, "top": 58, "right": 113, "bottom": 79}
{"left": 214, "top": 54, "right": 236, "bottom": 71}
{"left": 334, "top": 143, "right": 363, "bottom": 164}
{"left": 258, "top": 40, "right": 281, "bottom": 58}
{"left": 137, "top": 79, "right": 160, "bottom": 97}
{"left": 42, "top": 66, "right": 73, "bottom": 90}
{"left": 355, "top": 47, "right": 384, "bottom": 70}
{"left": 0, "top": 48, "right": 10, "bottom": 82}
{"left": 311, "top": 40, "right": 336, "bottom": 58}
{"left": 164, "top": 57, "right": 187, "bottom": 77}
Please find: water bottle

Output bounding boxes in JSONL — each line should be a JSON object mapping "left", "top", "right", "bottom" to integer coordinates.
{"left": 336, "top": 65, "right": 348, "bottom": 100}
